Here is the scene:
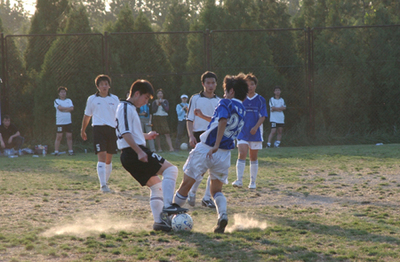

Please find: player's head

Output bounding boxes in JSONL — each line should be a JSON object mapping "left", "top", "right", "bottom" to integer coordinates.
{"left": 95, "top": 74, "right": 111, "bottom": 87}
{"left": 58, "top": 86, "right": 67, "bottom": 99}
{"left": 201, "top": 71, "right": 217, "bottom": 94}
{"left": 2, "top": 115, "right": 11, "bottom": 127}
{"left": 129, "top": 80, "right": 154, "bottom": 107}
{"left": 156, "top": 89, "right": 164, "bottom": 99}
{"left": 245, "top": 73, "right": 257, "bottom": 95}
{"left": 180, "top": 94, "right": 188, "bottom": 103}
{"left": 274, "top": 86, "right": 281, "bottom": 97}
{"left": 223, "top": 73, "right": 248, "bottom": 101}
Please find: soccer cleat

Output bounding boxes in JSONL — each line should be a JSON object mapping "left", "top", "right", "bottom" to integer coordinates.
{"left": 101, "top": 185, "right": 111, "bottom": 193}
{"left": 214, "top": 213, "right": 228, "bottom": 233}
{"left": 163, "top": 203, "right": 188, "bottom": 215}
{"left": 153, "top": 212, "right": 172, "bottom": 232}
{"left": 53, "top": 152, "right": 59, "bottom": 156}
{"left": 201, "top": 198, "right": 216, "bottom": 208}
{"left": 232, "top": 180, "right": 243, "bottom": 188}
{"left": 248, "top": 182, "right": 256, "bottom": 189}
{"left": 187, "top": 192, "right": 196, "bottom": 207}
{"left": 68, "top": 152, "right": 75, "bottom": 156}
{"left": 266, "top": 143, "right": 271, "bottom": 148}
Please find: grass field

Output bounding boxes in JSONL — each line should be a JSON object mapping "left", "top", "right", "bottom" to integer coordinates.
{"left": 1, "top": 144, "right": 400, "bottom": 262}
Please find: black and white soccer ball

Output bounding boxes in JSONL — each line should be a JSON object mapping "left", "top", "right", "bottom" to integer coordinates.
{"left": 171, "top": 213, "right": 193, "bottom": 231}
{"left": 180, "top": 142, "right": 188, "bottom": 150}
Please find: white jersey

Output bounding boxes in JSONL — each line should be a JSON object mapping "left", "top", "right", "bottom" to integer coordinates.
{"left": 269, "top": 97, "right": 286, "bottom": 124}
{"left": 84, "top": 93, "right": 119, "bottom": 127}
{"left": 116, "top": 101, "right": 146, "bottom": 149}
{"left": 54, "top": 98, "right": 73, "bottom": 125}
{"left": 187, "top": 91, "right": 220, "bottom": 132}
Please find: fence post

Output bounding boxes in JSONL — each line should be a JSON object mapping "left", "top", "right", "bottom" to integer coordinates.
{"left": 306, "top": 27, "right": 315, "bottom": 138}
{"left": 0, "top": 33, "right": 7, "bottom": 116}
{"left": 104, "top": 32, "right": 109, "bottom": 75}
{"left": 204, "top": 29, "right": 211, "bottom": 70}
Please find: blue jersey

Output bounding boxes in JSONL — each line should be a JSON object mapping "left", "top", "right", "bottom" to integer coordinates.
{"left": 200, "top": 98, "right": 246, "bottom": 150}
{"left": 237, "top": 94, "right": 268, "bottom": 141}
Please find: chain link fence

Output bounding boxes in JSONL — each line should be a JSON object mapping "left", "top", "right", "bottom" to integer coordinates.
{"left": 1, "top": 25, "right": 399, "bottom": 148}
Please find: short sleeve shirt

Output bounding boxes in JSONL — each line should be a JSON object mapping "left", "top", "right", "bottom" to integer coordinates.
{"left": 237, "top": 94, "right": 268, "bottom": 141}
{"left": 84, "top": 93, "right": 119, "bottom": 127}
{"left": 54, "top": 98, "right": 73, "bottom": 125}
{"left": 0, "top": 124, "right": 18, "bottom": 141}
{"left": 116, "top": 101, "right": 146, "bottom": 149}
{"left": 269, "top": 97, "right": 286, "bottom": 124}
{"left": 187, "top": 92, "right": 220, "bottom": 132}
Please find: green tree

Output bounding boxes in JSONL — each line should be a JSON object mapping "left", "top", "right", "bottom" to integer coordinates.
{"left": 0, "top": 0, "right": 29, "bottom": 34}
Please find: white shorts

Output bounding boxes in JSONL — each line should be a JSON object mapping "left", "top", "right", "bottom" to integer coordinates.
{"left": 237, "top": 140, "right": 263, "bottom": 150}
{"left": 183, "top": 143, "right": 230, "bottom": 184}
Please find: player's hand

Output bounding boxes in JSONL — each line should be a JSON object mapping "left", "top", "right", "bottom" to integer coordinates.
{"left": 146, "top": 131, "right": 159, "bottom": 140}
{"left": 250, "top": 127, "right": 257, "bottom": 135}
{"left": 189, "top": 135, "right": 197, "bottom": 148}
{"left": 138, "top": 150, "right": 148, "bottom": 162}
{"left": 0, "top": 141, "right": 5, "bottom": 149}
{"left": 207, "top": 146, "right": 218, "bottom": 159}
{"left": 81, "top": 131, "right": 87, "bottom": 141}
{"left": 194, "top": 109, "right": 202, "bottom": 117}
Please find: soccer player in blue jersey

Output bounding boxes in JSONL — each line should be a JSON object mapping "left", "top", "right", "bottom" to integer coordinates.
{"left": 173, "top": 73, "right": 248, "bottom": 233}
{"left": 232, "top": 73, "right": 267, "bottom": 189}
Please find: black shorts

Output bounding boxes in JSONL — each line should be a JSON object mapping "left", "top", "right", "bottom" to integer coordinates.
{"left": 93, "top": 125, "right": 118, "bottom": 154}
{"left": 56, "top": 124, "right": 72, "bottom": 133}
{"left": 120, "top": 146, "right": 165, "bottom": 186}
{"left": 193, "top": 131, "right": 205, "bottom": 143}
{"left": 271, "top": 122, "right": 285, "bottom": 128}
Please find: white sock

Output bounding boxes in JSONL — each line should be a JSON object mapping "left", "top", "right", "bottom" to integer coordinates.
{"left": 106, "top": 163, "right": 112, "bottom": 183}
{"left": 267, "top": 142, "right": 271, "bottom": 147}
{"left": 203, "top": 176, "right": 212, "bottom": 200}
{"left": 213, "top": 192, "right": 227, "bottom": 217}
{"left": 250, "top": 160, "right": 258, "bottom": 183}
{"left": 275, "top": 141, "right": 281, "bottom": 146}
{"left": 97, "top": 162, "right": 107, "bottom": 187}
{"left": 189, "top": 176, "right": 203, "bottom": 195}
{"left": 236, "top": 159, "right": 246, "bottom": 183}
{"left": 174, "top": 191, "right": 187, "bottom": 207}
{"left": 68, "top": 150, "right": 73, "bottom": 153}
{"left": 162, "top": 166, "right": 178, "bottom": 207}
{"left": 54, "top": 150, "right": 59, "bottom": 154}
{"left": 149, "top": 183, "right": 164, "bottom": 223}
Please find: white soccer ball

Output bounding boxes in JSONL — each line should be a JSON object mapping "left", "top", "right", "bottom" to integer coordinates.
{"left": 180, "top": 143, "right": 188, "bottom": 151}
{"left": 171, "top": 213, "right": 193, "bottom": 232}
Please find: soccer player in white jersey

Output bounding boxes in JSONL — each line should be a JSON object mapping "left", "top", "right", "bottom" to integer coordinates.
{"left": 81, "top": 75, "right": 120, "bottom": 193}
{"left": 116, "top": 80, "right": 187, "bottom": 232}
{"left": 266, "top": 86, "right": 286, "bottom": 148}
{"left": 174, "top": 73, "right": 248, "bottom": 233}
{"left": 186, "top": 71, "right": 220, "bottom": 209}
{"left": 232, "top": 73, "right": 267, "bottom": 189}
{"left": 54, "top": 86, "right": 74, "bottom": 156}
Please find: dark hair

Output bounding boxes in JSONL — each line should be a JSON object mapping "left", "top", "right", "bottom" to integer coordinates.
{"left": 129, "top": 80, "right": 154, "bottom": 98}
{"left": 2, "top": 114, "right": 10, "bottom": 121}
{"left": 95, "top": 74, "right": 111, "bottom": 87}
{"left": 156, "top": 89, "right": 164, "bottom": 98}
{"left": 58, "top": 86, "right": 67, "bottom": 93}
{"left": 274, "top": 86, "right": 281, "bottom": 91}
{"left": 201, "top": 71, "right": 217, "bottom": 83}
{"left": 245, "top": 73, "right": 258, "bottom": 85}
{"left": 223, "top": 73, "right": 248, "bottom": 101}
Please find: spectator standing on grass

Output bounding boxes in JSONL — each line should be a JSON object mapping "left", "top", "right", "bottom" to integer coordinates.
{"left": 54, "top": 86, "right": 74, "bottom": 156}
{"left": 185, "top": 71, "right": 220, "bottom": 209}
{"left": 266, "top": 86, "right": 286, "bottom": 148}
{"left": 138, "top": 102, "right": 156, "bottom": 152}
{"left": 175, "top": 94, "right": 189, "bottom": 150}
{"left": 81, "top": 74, "right": 119, "bottom": 193}
{"left": 0, "top": 115, "right": 24, "bottom": 155}
{"left": 151, "top": 89, "right": 174, "bottom": 152}
{"left": 232, "top": 73, "right": 267, "bottom": 189}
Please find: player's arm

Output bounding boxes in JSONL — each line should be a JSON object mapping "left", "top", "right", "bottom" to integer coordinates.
{"left": 250, "top": 116, "right": 266, "bottom": 135}
{"left": 0, "top": 133, "right": 5, "bottom": 148}
{"left": 207, "top": 118, "right": 227, "bottom": 158}
{"left": 194, "top": 109, "right": 212, "bottom": 122}
{"left": 187, "top": 120, "right": 196, "bottom": 148}
{"left": 144, "top": 131, "right": 158, "bottom": 140}
{"left": 122, "top": 132, "right": 148, "bottom": 162}
{"left": 80, "top": 115, "right": 91, "bottom": 141}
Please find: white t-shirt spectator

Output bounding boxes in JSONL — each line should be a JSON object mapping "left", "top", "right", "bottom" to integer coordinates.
{"left": 54, "top": 98, "right": 73, "bottom": 125}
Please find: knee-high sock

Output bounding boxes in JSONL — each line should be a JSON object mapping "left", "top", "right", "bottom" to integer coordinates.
{"left": 150, "top": 183, "right": 164, "bottom": 223}
{"left": 189, "top": 176, "right": 203, "bottom": 195}
{"left": 162, "top": 166, "right": 178, "bottom": 207}
{"left": 97, "top": 162, "right": 106, "bottom": 187}
{"left": 236, "top": 159, "right": 246, "bottom": 182}
{"left": 174, "top": 191, "right": 187, "bottom": 207}
{"left": 250, "top": 160, "right": 258, "bottom": 183}
{"left": 213, "top": 192, "right": 227, "bottom": 218}
{"left": 106, "top": 162, "right": 112, "bottom": 183}
{"left": 203, "top": 176, "right": 212, "bottom": 200}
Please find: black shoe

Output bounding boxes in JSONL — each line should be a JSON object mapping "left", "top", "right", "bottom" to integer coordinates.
{"left": 54, "top": 152, "right": 59, "bottom": 156}
{"left": 163, "top": 203, "right": 188, "bottom": 215}
{"left": 68, "top": 152, "right": 75, "bottom": 156}
{"left": 214, "top": 213, "right": 228, "bottom": 233}
{"left": 202, "top": 198, "right": 216, "bottom": 208}
{"left": 153, "top": 212, "right": 172, "bottom": 232}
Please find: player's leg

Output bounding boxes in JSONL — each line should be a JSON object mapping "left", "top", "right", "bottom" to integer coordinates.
{"left": 155, "top": 136, "right": 162, "bottom": 152}
{"left": 105, "top": 153, "right": 113, "bottom": 184}
{"left": 202, "top": 175, "right": 216, "bottom": 208}
{"left": 267, "top": 126, "right": 277, "bottom": 148}
{"left": 54, "top": 132, "right": 63, "bottom": 155}
{"left": 275, "top": 126, "right": 284, "bottom": 147}
{"left": 233, "top": 142, "right": 248, "bottom": 187}
{"left": 249, "top": 148, "right": 259, "bottom": 189}
{"left": 174, "top": 173, "right": 196, "bottom": 208}
{"left": 187, "top": 176, "right": 202, "bottom": 206}
{"left": 97, "top": 151, "right": 109, "bottom": 192}
{"left": 175, "top": 121, "right": 184, "bottom": 150}
{"left": 144, "top": 122, "right": 156, "bottom": 152}
{"left": 66, "top": 132, "right": 74, "bottom": 155}
{"left": 210, "top": 178, "right": 228, "bottom": 233}
{"left": 105, "top": 127, "right": 118, "bottom": 184}
{"left": 165, "top": 134, "right": 174, "bottom": 152}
